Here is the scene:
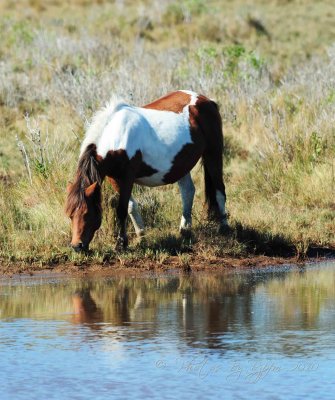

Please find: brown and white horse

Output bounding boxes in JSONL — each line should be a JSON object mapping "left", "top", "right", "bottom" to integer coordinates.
{"left": 66, "top": 90, "right": 228, "bottom": 251}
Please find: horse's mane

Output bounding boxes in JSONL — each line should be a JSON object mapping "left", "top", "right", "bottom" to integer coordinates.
{"left": 80, "top": 97, "right": 128, "bottom": 157}
{"left": 65, "top": 144, "right": 102, "bottom": 217}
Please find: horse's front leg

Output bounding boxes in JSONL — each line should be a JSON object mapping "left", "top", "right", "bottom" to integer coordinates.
{"left": 108, "top": 177, "right": 145, "bottom": 239}
{"left": 128, "top": 196, "right": 145, "bottom": 237}
{"left": 115, "top": 181, "right": 134, "bottom": 250}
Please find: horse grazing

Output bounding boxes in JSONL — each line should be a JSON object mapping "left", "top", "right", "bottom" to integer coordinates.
{"left": 66, "top": 90, "right": 228, "bottom": 252}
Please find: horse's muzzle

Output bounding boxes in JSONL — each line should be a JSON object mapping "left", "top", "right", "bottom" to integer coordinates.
{"left": 71, "top": 243, "right": 88, "bottom": 253}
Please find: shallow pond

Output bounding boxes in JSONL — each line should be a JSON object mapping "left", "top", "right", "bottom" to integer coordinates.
{"left": 1, "top": 261, "right": 335, "bottom": 399}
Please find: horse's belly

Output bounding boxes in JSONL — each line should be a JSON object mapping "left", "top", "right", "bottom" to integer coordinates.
{"left": 134, "top": 142, "right": 187, "bottom": 186}
{"left": 135, "top": 172, "right": 167, "bottom": 187}
{"left": 135, "top": 142, "right": 202, "bottom": 187}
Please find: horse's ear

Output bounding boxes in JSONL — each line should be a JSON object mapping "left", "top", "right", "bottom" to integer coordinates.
{"left": 85, "top": 182, "right": 98, "bottom": 197}
{"left": 66, "top": 182, "right": 73, "bottom": 193}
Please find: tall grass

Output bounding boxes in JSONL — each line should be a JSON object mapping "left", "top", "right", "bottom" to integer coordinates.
{"left": 0, "top": 0, "right": 334, "bottom": 266}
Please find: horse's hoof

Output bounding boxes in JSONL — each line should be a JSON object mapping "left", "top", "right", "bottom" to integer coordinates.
{"left": 219, "top": 224, "right": 232, "bottom": 235}
{"left": 115, "top": 236, "right": 128, "bottom": 251}
{"left": 71, "top": 243, "right": 89, "bottom": 253}
{"left": 180, "top": 228, "right": 192, "bottom": 239}
{"left": 136, "top": 229, "right": 145, "bottom": 238}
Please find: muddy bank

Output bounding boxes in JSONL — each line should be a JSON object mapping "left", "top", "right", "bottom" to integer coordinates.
{"left": 1, "top": 252, "right": 333, "bottom": 278}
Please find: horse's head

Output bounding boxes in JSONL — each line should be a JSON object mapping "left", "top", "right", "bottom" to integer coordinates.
{"left": 66, "top": 181, "right": 102, "bottom": 252}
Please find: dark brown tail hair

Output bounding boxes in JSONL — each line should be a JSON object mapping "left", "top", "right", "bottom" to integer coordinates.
{"left": 198, "top": 100, "right": 225, "bottom": 220}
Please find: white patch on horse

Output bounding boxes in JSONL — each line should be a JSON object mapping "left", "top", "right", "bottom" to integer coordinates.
{"left": 92, "top": 96, "right": 199, "bottom": 186}
{"left": 134, "top": 105, "right": 194, "bottom": 185}
{"left": 80, "top": 97, "right": 127, "bottom": 157}
{"left": 179, "top": 90, "right": 198, "bottom": 105}
{"left": 216, "top": 190, "right": 228, "bottom": 225}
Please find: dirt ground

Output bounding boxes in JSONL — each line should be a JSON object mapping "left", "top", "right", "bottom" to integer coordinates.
{"left": 1, "top": 253, "right": 333, "bottom": 279}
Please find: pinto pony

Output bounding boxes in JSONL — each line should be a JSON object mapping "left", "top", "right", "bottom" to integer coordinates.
{"left": 66, "top": 90, "right": 228, "bottom": 251}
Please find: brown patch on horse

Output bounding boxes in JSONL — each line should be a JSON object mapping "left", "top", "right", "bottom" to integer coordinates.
{"left": 102, "top": 149, "right": 157, "bottom": 181}
{"left": 100, "top": 149, "right": 130, "bottom": 179}
{"left": 163, "top": 96, "right": 215, "bottom": 184}
{"left": 144, "top": 91, "right": 191, "bottom": 114}
{"left": 163, "top": 143, "right": 202, "bottom": 184}
{"left": 137, "top": 159, "right": 158, "bottom": 178}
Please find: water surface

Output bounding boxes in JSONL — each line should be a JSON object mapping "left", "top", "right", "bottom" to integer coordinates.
{"left": 1, "top": 261, "right": 335, "bottom": 399}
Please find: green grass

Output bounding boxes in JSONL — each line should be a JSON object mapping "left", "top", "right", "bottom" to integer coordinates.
{"left": 0, "top": 0, "right": 334, "bottom": 267}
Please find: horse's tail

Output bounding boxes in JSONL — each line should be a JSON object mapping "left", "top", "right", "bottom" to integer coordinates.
{"left": 198, "top": 99, "right": 225, "bottom": 220}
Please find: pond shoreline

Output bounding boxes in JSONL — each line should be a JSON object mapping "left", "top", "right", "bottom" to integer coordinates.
{"left": 1, "top": 251, "right": 334, "bottom": 279}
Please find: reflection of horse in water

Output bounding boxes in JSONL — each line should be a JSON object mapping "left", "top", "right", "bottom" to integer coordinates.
{"left": 72, "top": 289, "right": 103, "bottom": 324}
{"left": 69, "top": 276, "right": 259, "bottom": 350}
{"left": 71, "top": 287, "right": 144, "bottom": 326}
{"left": 177, "top": 275, "right": 258, "bottom": 349}
{"left": 69, "top": 273, "right": 323, "bottom": 354}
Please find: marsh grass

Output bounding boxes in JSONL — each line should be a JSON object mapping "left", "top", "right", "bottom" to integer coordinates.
{"left": 0, "top": 0, "right": 334, "bottom": 268}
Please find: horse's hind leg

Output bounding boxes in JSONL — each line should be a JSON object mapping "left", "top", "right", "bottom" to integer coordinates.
{"left": 203, "top": 155, "right": 229, "bottom": 231}
{"left": 128, "top": 196, "right": 144, "bottom": 237}
{"left": 178, "top": 173, "right": 195, "bottom": 233}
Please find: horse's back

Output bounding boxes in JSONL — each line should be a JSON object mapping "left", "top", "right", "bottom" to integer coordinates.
{"left": 97, "top": 105, "right": 150, "bottom": 160}
{"left": 88, "top": 91, "right": 219, "bottom": 186}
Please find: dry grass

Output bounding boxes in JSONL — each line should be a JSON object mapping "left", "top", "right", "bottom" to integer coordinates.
{"left": 0, "top": 0, "right": 334, "bottom": 267}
